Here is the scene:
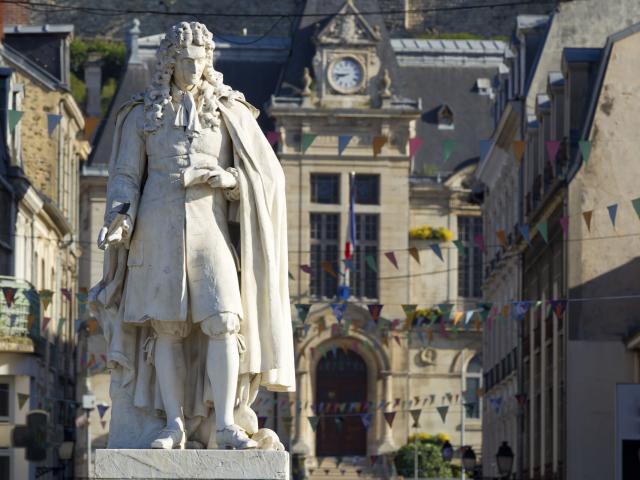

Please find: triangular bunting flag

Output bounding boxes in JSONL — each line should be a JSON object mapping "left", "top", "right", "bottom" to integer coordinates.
{"left": 537, "top": 219, "right": 548, "bottom": 244}
{"left": 39, "top": 289, "right": 53, "bottom": 310}
{"left": 409, "top": 408, "right": 426, "bottom": 428}
{"left": 442, "top": 139, "right": 455, "bottom": 162}
{"left": 464, "top": 402, "right": 476, "bottom": 417}
{"left": 60, "top": 287, "right": 72, "bottom": 301}
{"left": 47, "top": 113, "right": 62, "bottom": 137}
{"left": 430, "top": 243, "right": 444, "bottom": 262}
{"left": 100, "top": 420, "right": 107, "bottom": 429}
{"left": 579, "top": 140, "right": 591, "bottom": 165}
{"left": 401, "top": 304, "right": 417, "bottom": 328}
{"left": 331, "top": 303, "right": 347, "bottom": 323}
{"left": 464, "top": 310, "right": 476, "bottom": 325}
{"left": 97, "top": 403, "right": 110, "bottom": 419}
{"left": 545, "top": 140, "right": 561, "bottom": 167}
{"left": 288, "top": 271, "right": 295, "bottom": 280}
{"left": 409, "top": 137, "right": 424, "bottom": 157}
{"left": 453, "top": 239, "right": 465, "bottom": 252}
{"left": 2, "top": 287, "right": 16, "bottom": 307}
{"left": 301, "top": 133, "right": 317, "bottom": 153}
{"left": 437, "top": 405, "right": 449, "bottom": 423}
{"left": 42, "top": 317, "right": 51, "bottom": 332}
{"left": 57, "top": 317, "right": 66, "bottom": 336}
{"left": 17, "top": 393, "right": 29, "bottom": 409}
{"left": 338, "top": 135, "right": 353, "bottom": 156}
{"left": 383, "top": 411, "right": 396, "bottom": 427}
{"left": 384, "top": 251, "right": 398, "bottom": 269}
{"left": 559, "top": 216, "right": 569, "bottom": 237}
{"left": 8, "top": 110, "right": 24, "bottom": 131}
{"left": 295, "top": 304, "right": 311, "bottom": 323}
{"left": 511, "top": 140, "right": 526, "bottom": 162}
{"left": 373, "top": 136, "right": 387, "bottom": 157}
{"left": 512, "top": 301, "right": 531, "bottom": 321}
{"left": 360, "top": 413, "right": 373, "bottom": 430}
{"left": 300, "top": 264, "right": 313, "bottom": 275}
{"left": 408, "top": 246, "right": 420, "bottom": 264}
{"left": 368, "top": 304, "right": 383, "bottom": 322}
{"left": 519, "top": 224, "right": 531, "bottom": 245}
{"left": 583, "top": 210, "right": 593, "bottom": 231}
{"left": 365, "top": 255, "right": 377, "bottom": 272}
{"left": 320, "top": 260, "right": 338, "bottom": 278}
{"left": 308, "top": 416, "right": 319, "bottom": 432}
{"left": 631, "top": 198, "right": 640, "bottom": 220}
{"left": 266, "top": 131, "right": 280, "bottom": 146}
{"left": 607, "top": 204, "right": 618, "bottom": 227}
{"left": 474, "top": 233, "right": 486, "bottom": 253}
{"left": 550, "top": 299, "right": 567, "bottom": 319}
{"left": 84, "top": 116, "right": 100, "bottom": 139}
{"left": 490, "top": 397, "right": 503, "bottom": 414}
{"left": 496, "top": 229, "right": 507, "bottom": 248}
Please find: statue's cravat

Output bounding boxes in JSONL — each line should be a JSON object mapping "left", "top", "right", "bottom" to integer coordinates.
{"left": 173, "top": 86, "right": 201, "bottom": 137}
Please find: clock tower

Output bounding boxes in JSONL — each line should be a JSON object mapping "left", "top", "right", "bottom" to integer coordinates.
{"left": 311, "top": 0, "right": 382, "bottom": 108}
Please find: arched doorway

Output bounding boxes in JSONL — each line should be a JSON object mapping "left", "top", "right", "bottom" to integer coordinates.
{"left": 315, "top": 348, "right": 367, "bottom": 457}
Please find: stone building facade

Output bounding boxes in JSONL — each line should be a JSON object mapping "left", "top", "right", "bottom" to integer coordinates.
{"left": 0, "top": 24, "right": 89, "bottom": 480}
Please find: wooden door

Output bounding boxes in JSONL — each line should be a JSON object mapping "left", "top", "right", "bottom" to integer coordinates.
{"left": 315, "top": 349, "right": 367, "bottom": 457}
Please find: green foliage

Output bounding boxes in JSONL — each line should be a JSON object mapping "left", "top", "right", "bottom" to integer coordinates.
{"left": 69, "top": 38, "right": 126, "bottom": 109}
{"left": 395, "top": 434, "right": 460, "bottom": 479}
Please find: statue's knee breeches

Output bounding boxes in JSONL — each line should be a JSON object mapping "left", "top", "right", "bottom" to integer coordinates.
{"left": 150, "top": 320, "right": 192, "bottom": 338}
{"left": 199, "top": 312, "right": 240, "bottom": 339}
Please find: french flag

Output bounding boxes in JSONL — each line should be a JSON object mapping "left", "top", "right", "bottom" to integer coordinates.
{"left": 345, "top": 172, "right": 356, "bottom": 261}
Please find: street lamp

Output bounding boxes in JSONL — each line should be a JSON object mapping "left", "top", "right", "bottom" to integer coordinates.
{"left": 441, "top": 440, "right": 453, "bottom": 463}
{"left": 462, "top": 446, "right": 476, "bottom": 472}
{"left": 496, "top": 441, "right": 514, "bottom": 478}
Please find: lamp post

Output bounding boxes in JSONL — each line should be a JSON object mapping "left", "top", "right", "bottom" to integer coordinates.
{"left": 496, "top": 441, "right": 514, "bottom": 479}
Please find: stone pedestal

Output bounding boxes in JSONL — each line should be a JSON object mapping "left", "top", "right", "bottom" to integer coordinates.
{"left": 94, "top": 449, "right": 290, "bottom": 479}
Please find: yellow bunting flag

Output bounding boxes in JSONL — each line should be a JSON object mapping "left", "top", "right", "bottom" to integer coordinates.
{"left": 453, "top": 311, "right": 464, "bottom": 325}
{"left": 496, "top": 229, "right": 507, "bottom": 248}
{"left": 511, "top": 140, "right": 526, "bottom": 162}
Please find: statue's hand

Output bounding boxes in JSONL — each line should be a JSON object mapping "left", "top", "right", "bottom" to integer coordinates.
{"left": 97, "top": 215, "right": 133, "bottom": 249}
{"left": 207, "top": 168, "right": 237, "bottom": 189}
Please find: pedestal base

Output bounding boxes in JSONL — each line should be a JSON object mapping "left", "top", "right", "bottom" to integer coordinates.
{"left": 94, "top": 449, "right": 290, "bottom": 479}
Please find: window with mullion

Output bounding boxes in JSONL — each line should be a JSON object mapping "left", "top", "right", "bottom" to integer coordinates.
{"left": 351, "top": 214, "right": 379, "bottom": 299}
{"left": 310, "top": 213, "right": 339, "bottom": 299}
{"left": 458, "top": 216, "right": 483, "bottom": 298}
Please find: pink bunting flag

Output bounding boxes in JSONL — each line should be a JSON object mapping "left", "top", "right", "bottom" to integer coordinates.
{"left": 2, "top": 287, "right": 16, "bottom": 307}
{"left": 368, "top": 304, "right": 383, "bottom": 322}
{"left": 60, "top": 288, "right": 72, "bottom": 302}
{"left": 545, "top": 140, "right": 561, "bottom": 167}
{"left": 300, "top": 264, "right": 313, "bottom": 275}
{"left": 384, "top": 251, "right": 399, "bottom": 269}
{"left": 408, "top": 137, "right": 424, "bottom": 157}
{"left": 266, "top": 131, "right": 280, "bottom": 146}
{"left": 474, "top": 233, "right": 486, "bottom": 253}
{"left": 42, "top": 317, "right": 51, "bottom": 332}
{"left": 559, "top": 216, "right": 569, "bottom": 237}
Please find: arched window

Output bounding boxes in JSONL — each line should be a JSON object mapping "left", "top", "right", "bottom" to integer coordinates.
{"left": 464, "top": 354, "right": 482, "bottom": 419}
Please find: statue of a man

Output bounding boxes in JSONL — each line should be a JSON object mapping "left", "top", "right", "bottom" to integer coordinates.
{"left": 90, "top": 22, "right": 295, "bottom": 451}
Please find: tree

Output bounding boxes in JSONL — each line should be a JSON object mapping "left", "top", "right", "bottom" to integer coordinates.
{"left": 394, "top": 433, "right": 460, "bottom": 478}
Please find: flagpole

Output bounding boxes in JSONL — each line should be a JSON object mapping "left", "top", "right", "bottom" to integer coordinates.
{"left": 460, "top": 348, "right": 465, "bottom": 480}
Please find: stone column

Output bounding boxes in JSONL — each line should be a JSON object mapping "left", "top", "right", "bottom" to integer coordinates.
{"left": 377, "top": 370, "right": 396, "bottom": 454}
{"left": 291, "top": 369, "right": 311, "bottom": 455}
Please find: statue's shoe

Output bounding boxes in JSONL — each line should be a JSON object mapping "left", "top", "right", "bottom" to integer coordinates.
{"left": 150, "top": 428, "right": 186, "bottom": 449}
{"left": 215, "top": 424, "right": 258, "bottom": 450}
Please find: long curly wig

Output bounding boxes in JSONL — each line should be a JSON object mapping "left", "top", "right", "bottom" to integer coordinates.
{"left": 144, "top": 21, "right": 238, "bottom": 133}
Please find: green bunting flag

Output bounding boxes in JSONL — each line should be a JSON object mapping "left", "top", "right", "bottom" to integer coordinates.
{"left": 57, "top": 317, "right": 66, "bottom": 336}
{"left": 295, "top": 304, "right": 311, "bottom": 323}
{"left": 17, "top": 393, "right": 29, "bottom": 409}
{"left": 301, "top": 133, "right": 317, "bottom": 153}
{"left": 288, "top": 271, "right": 294, "bottom": 280}
{"left": 632, "top": 198, "right": 640, "bottom": 220}
{"left": 453, "top": 239, "right": 465, "bottom": 252}
{"left": 8, "top": 110, "right": 24, "bottom": 131}
{"left": 579, "top": 140, "right": 592, "bottom": 165}
{"left": 365, "top": 255, "right": 377, "bottom": 272}
{"left": 437, "top": 405, "right": 449, "bottom": 423}
{"left": 443, "top": 139, "right": 455, "bottom": 162}
{"left": 537, "top": 219, "right": 548, "bottom": 244}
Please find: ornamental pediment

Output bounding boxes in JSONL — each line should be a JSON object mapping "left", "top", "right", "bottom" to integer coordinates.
{"left": 315, "top": 0, "right": 381, "bottom": 46}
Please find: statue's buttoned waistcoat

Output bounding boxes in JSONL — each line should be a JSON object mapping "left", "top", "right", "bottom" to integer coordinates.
{"left": 113, "top": 102, "right": 242, "bottom": 325}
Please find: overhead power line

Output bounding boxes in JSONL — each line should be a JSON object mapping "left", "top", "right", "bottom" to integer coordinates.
{"left": 1, "top": 0, "right": 556, "bottom": 19}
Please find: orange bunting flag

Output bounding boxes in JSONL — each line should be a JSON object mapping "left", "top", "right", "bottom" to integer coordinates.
{"left": 582, "top": 211, "right": 593, "bottom": 231}
{"left": 512, "top": 140, "right": 526, "bottom": 162}
{"left": 84, "top": 116, "right": 100, "bottom": 139}
{"left": 373, "top": 136, "right": 387, "bottom": 157}
{"left": 408, "top": 246, "right": 420, "bottom": 264}
{"left": 496, "top": 229, "right": 507, "bottom": 248}
{"left": 453, "top": 311, "right": 464, "bottom": 325}
{"left": 320, "top": 261, "right": 338, "bottom": 278}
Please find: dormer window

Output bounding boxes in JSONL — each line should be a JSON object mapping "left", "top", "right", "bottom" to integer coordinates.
{"left": 477, "top": 77, "right": 494, "bottom": 97}
{"left": 437, "top": 104, "right": 454, "bottom": 130}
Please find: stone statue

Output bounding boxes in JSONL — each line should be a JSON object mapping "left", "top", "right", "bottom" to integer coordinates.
{"left": 89, "top": 21, "right": 295, "bottom": 451}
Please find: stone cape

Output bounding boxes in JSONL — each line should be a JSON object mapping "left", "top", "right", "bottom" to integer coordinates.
{"left": 94, "top": 449, "right": 290, "bottom": 479}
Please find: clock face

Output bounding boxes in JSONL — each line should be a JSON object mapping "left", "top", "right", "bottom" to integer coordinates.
{"left": 329, "top": 57, "right": 364, "bottom": 93}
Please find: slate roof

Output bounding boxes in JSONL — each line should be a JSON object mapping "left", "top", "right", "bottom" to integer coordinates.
{"left": 394, "top": 63, "right": 496, "bottom": 177}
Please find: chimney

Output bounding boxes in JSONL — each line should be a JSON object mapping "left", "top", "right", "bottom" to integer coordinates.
{"left": 126, "top": 18, "right": 141, "bottom": 64}
{"left": 84, "top": 52, "right": 103, "bottom": 117}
